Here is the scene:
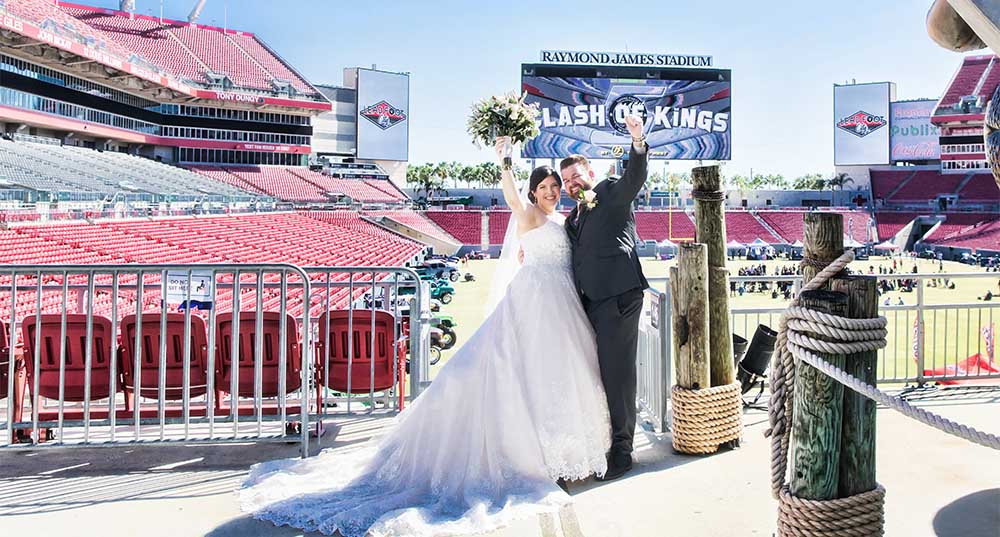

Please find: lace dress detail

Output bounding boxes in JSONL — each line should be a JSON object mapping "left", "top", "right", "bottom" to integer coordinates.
{"left": 240, "top": 215, "right": 611, "bottom": 537}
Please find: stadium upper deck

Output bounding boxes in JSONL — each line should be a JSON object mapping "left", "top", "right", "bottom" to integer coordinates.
{"left": 0, "top": 1, "right": 424, "bottom": 205}
{"left": 1, "top": 0, "right": 328, "bottom": 109}
{"left": 0, "top": 0, "right": 332, "bottom": 172}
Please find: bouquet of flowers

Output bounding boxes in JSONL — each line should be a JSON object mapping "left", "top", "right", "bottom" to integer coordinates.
{"left": 467, "top": 91, "right": 541, "bottom": 169}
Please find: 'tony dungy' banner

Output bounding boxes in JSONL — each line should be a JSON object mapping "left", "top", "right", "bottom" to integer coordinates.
{"left": 520, "top": 64, "right": 731, "bottom": 161}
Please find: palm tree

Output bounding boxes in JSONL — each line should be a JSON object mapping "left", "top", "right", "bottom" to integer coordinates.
{"left": 827, "top": 173, "right": 854, "bottom": 205}
{"left": 406, "top": 164, "right": 441, "bottom": 201}
{"left": 459, "top": 165, "right": 478, "bottom": 188}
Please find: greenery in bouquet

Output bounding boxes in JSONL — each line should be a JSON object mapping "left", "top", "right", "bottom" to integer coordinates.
{"left": 467, "top": 91, "right": 541, "bottom": 149}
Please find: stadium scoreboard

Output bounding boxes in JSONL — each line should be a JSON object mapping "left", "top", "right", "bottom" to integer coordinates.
{"left": 521, "top": 63, "right": 731, "bottom": 161}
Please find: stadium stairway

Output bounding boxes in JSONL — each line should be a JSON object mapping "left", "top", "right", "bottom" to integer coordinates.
{"left": 884, "top": 170, "right": 918, "bottom": 201}
{"left": 360, "top": 211, "right": 461, "bottom": 255}
{"left": 751, "top": 212, "right": 786, "bottom": 244}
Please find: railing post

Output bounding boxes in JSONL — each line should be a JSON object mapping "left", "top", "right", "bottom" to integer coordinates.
{"left": 656, "top": 289, "right": 671, "bottom": 432}
{"left": 916, "top": 279, "right": 926, "bottom": 387}
{"left": 412, "top": 281, "right": 432, "bottom": 396}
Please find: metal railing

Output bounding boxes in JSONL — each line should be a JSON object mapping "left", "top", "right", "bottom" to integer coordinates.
{"left": 634, "top": 271, "right": 1000, "bottom": 434}
{"left": 637, "top": 288, "right": 670, "bottom": 433}
{"left": 0, "top": 264, "right": 432, "bottom": 456}
{"left": 301, "top": 267, "right": 431, "bottom": 436}
{"left": 649, "top": 271, "right": 1000, "bottom": 388}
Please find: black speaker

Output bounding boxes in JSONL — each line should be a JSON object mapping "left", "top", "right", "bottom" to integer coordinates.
{"left": 737, "top": 324, "right": 777, "bottom": 394}
{"left": 732, "top": 333, "right": 749, "bottom": 367}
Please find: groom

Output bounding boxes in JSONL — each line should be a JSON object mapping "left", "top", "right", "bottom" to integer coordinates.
{"left": 563, "top": 114, "right": 649, "bottom": 481}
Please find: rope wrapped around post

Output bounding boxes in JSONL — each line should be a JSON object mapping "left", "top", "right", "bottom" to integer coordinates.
{"left": 766, "top": 250, "right": 887, "bottom": 536}
{"left": 670, "top": 382, "right": 742, "bottom": 454}
{"left": 766, "top": 250, "right": 1000, "bottom": 536}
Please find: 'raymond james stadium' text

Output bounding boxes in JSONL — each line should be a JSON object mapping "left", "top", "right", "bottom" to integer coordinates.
{"left": 540, "top": 50, "right": 713, "bottom": 67}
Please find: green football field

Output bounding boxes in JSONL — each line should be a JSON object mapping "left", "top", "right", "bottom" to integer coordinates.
{"left": 432, "top": 256, "right": 1000, "bottom": 384}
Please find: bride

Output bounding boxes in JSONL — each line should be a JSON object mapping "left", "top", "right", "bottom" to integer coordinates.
{"left": 239, "top": 137, "right": 611, "bottom": 537}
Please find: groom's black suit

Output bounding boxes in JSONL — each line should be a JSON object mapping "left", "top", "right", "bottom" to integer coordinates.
{"left": 565, "top": 144, "right": 649, "bottom": 459}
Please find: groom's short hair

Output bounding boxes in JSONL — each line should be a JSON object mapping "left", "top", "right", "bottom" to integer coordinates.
{"left": 560, "top": 154, "right": 590, "bottom": 171}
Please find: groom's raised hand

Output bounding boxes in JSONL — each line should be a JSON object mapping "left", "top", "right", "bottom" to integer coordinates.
{"left": 624, "top": 114, "right": 645, "bottom": 143}
{"left": 606, "top": 113, "right": 649, "bottom": 206}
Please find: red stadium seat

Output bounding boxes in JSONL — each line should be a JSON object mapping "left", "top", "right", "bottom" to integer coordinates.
{"left": 874, "top": 212, "right": 921, "bottom": 241}
{"left": 365, "top": 210, "right": 461, "bottom": 244}
{"left": 215, "top": 312, "right": 301, "bottom": 399}
{"left": 1, "top": 322, "right": 10, "bottom": 400}
{"left": 426, "top": 211, "right": 482, "bottom": 244}
{"left": 488, "top": 211, "right": 512, "bottom": 244}
{"left": 119, "top": 313, "right": 210, "bottom": 403}
{"left": 60, "top": 3, "right": 322, "bottom": 97}
{"left": 958, "top": 173, "right": 1000, "bottom": 202}
{"left": 939, "top": 56, "right": 992, "bottom": 107}
{"left": 21, "top": 315, "right": 119, "bottom": 403}
{"left": 314, "top": 310, "right": 405, "bottom": 405}
{"left": 891, "top": 171, "right": 965, "bottom": 202}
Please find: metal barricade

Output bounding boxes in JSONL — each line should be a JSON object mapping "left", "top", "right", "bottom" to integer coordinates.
{"left": 653, "top": 271, "right": 1000, "bottom": 388}
{"left": 637, "top": 287, "right": 670, "bottom": 433}
{"left": 0, "top": 264, "right": 313, "bottom": 455}
{"left": 300, "top": 267, "right": 431, "bottom": 440}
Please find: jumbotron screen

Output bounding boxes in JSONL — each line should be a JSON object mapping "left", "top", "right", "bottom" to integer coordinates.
{"left": 521, "top": 64, "right": 731, "bottom": 160}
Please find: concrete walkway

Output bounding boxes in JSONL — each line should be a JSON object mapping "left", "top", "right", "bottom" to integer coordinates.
{"left": 1, "top": 388, "right": 998, "bottom": 537}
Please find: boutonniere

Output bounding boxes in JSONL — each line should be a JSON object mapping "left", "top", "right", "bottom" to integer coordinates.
{"left": 576, "top": 189, "right": 598, "bottom": 210}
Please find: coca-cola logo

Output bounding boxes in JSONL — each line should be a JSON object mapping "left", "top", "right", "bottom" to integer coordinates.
{"left": 892, "top": 142, "right": 939, "bottom": 159}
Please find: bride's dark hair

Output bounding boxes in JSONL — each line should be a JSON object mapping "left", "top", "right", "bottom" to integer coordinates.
{"left": 527, "top": 166, "right": 562, "bottom": 204}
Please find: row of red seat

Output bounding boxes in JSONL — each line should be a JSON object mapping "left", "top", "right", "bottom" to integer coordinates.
{"left": 0, "top": 213, "right": 425, "bottom": 322}
{"left": 187, "top": 166, "right": 408, "bottom": 203}
{"left": 757, "top": 210, "right": 873, "bottom": 244}
{"left": 425, "top": 211, "right": 482, "bottom": 244}
{"left": 364, "top": 210, "right": 462, "bottom": 244}
{"left": 873, "top": 212, "right": 922, "bottom": 241}
{"left": 871, "top": 169, "right": 999, "bottom": 204}
{"left": 892, "top": 171, "right": 966, "bottom": 202}
{"left": 922, "top": 213, "right": 996, "bottom": 242}
{"left": 56, "top": 2, "right": 318, "bottom": 95}
{"left": 939, "top": 55, "right": 993, "bottom": 107}
{"left": 434, "top": 209, "right": 872, "bottom": 246}
{"left": 3, "top": 309, "right": 404, "bottom": 433}
{"left": 7, "top": 0, "right": 139, "bottom": 68}
{"left": 928, "top": 220, "right": 1000, "bottom": 251}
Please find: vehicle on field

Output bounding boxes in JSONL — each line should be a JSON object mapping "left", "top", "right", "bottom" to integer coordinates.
{"left": 417, "top": 260, "right": 461, "bottom": 282}
{"left": 959, "top": 252, "right": 981, "bottom": 265}
{"left": 433, "top": 315, "right": 458, "bottom": 350}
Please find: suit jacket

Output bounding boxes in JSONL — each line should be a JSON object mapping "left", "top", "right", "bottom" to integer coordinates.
{"left": 565, "top": 144, "right": 650, "bottom": 301}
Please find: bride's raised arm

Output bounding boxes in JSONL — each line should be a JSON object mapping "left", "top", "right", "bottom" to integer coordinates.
{"left": 494, "top": 137, "right": 533, "bottom": 225}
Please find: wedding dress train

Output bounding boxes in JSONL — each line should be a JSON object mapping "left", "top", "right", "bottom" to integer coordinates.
{"left": 240, "top": 215, "right": 611, "bottom": 536}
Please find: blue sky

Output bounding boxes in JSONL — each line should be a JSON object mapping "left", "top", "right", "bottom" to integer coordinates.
{"left": 85, "top": 0, "right": 972, "bottom": 178}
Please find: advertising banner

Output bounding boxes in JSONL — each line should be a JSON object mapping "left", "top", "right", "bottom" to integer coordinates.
{"left": 521, "top": 64, "right": 731, "bottom": 160}
{"left": 890, "top": 100, "right": 940, "bottom": 161}
{"left": 834, "top": 82, "right": 894, "bottom": 165}
{"left": 356, "top": 69, "right": 409, "bottom": 161}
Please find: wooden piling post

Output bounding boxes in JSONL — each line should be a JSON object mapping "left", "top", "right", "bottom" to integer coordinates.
{"left": 670, "top": 243, "right": 710, "bottom": 390}
{"left": 831, "top": 276, "right": 879, "bottom": 497}
{"left": 790, "top": 212, "right": 850, "bottom": 500}
{"left": 790, "top": 289, "right": 848, "bottom": 500}
{"left": 691, "top": 165, "right": 735, "bottom": 387}
{"left": 801, "top": 213, "right": 844, "bottom": 285}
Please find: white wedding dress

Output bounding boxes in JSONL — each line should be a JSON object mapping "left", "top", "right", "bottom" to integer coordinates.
{"left": 240, "top": 214, "right": 611, "bottom": 536}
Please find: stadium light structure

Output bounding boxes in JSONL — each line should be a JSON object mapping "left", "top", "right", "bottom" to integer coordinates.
{"left": 188, "top": 0, "right": 208, "bottom": 23}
